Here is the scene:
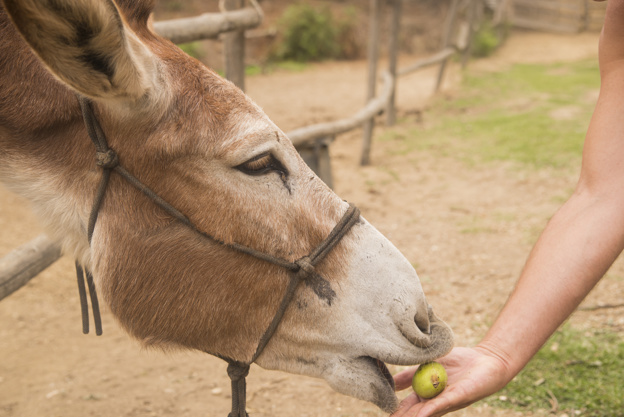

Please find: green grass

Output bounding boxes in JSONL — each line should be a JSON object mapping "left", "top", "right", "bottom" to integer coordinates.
{"left": 485, "top": 327, "right": 624, "bottom": 416}
{"left": 384, "top": 60, "right": 600, "bottom": 170}
{"left": 254, "top": 60, "right": 309, "bottom": 75}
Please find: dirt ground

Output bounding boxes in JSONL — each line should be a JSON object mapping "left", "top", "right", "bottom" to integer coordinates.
{"left": 1, "top": 31, "right": 622, "bottom": 417}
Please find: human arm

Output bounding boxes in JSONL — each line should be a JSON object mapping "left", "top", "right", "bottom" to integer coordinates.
{"left": 392, "top": 1, "right": 624, "bottom": 415}
{"left": 479, "top": 0, "right": 624, "bottom": 378}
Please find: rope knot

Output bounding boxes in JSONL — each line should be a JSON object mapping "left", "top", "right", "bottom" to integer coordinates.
{"left": 295, "top": 256, "right": 315, "bottom": 277}
{"left": 227, "top": 362, "right": 250, "bottom": 382}
{"left": 96, "top": 149, "right": 119, "bottom": 169}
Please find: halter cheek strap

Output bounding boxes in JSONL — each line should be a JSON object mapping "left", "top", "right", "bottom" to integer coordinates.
{"left": 76, "top": 96, "right": 360, "bottom": 417}
{"left": 225, "top": 204, "right": 360, "bottom": 417}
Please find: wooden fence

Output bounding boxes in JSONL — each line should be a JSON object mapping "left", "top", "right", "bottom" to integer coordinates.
{"left": 1, "top": 0, "right": 479, "bottom": 301}
{"left": 509, "top": 0, "right": 606, "bottom": 33}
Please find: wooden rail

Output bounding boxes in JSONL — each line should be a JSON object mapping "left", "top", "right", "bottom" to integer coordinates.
{"left": 153, "top": 6, "right": 262, "bottom": 44}
{"left": 288, "top": 72, "right": 395, "bottom": 147}
{"left": 0, "top": 235, "right": 61, "bottom": 301}
{"left": 398, "top": 48, "right": 456, "bottom": 77}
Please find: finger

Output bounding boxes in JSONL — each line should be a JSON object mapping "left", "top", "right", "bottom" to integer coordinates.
{"left": 414, "top": 386, "right": 469, "bottom": 417}
{"left": 415, "top": 396, "right": 453, "bottom": 417}
{"left": 393, "top": 367, "right": 417, "bottom": 391}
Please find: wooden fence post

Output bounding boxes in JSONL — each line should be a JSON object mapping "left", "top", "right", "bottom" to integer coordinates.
{"left": 361, "top": 0, "right": 382, "bottom": 166}
{"left": 297, "top": 137, "right": 335, "bottom": 189}
{"left": 461, "top": 0, "right": 478, "bottom": 68}
{"left": 386, "top": 0, "right": 402, "bottom": 127}
{"left": 224, "top": 0, "right": 246, "bottom": 91}
{"left": 316, "top": 137, "right": 334, "bottom": 189}
{"left": 435, "top": 0, "right": 460, "bottom": 92}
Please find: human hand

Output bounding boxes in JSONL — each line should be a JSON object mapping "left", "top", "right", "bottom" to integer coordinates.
{"left": 390, "top": 347, "right": 512, "bottom": 417}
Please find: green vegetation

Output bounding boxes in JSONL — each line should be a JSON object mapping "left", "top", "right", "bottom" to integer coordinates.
{"left": 471, "top": 21, "right": 502, "bottom": 58}
{"left": 485, "top": 327, "right": 624, "bottom": 416}
{"left": 248, "top": 60, "right": 308, "bottom": 75}
{"left": 273, "top": 3, "right": 358, "bottom": 62}
{"left": 383, "top": 60, "right": 600, "bottom": 169}
{"left": 178, "top": 42, "right": 204, "bottom": 60}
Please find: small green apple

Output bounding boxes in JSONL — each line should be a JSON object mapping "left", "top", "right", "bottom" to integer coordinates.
{"left": 412, "top": 361, "right": 447, "bottom": 399}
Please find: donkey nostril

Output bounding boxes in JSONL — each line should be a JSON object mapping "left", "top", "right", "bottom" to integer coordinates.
{"left": 414, "top": 308, "right": 431, "bottom": 335}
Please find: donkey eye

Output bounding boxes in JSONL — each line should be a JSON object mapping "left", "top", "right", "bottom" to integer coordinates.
{"left": 236, "top": 152, "right": 287, "bottom": 177}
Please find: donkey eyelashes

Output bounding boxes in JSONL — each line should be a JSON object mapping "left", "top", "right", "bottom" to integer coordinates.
{"left": 236, "top": 152, "right": 288, "bottom": 178}
{"left": 240, "top": 153, "right": 273, "bottom": 173}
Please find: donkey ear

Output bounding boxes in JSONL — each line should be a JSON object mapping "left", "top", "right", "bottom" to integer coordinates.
{"left": 3, "top": 0, "right": 161, "bottom": 103}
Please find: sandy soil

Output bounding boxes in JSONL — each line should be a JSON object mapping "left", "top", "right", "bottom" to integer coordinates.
{"left": 1, "top": 31, "right": 622, "bottom": 417}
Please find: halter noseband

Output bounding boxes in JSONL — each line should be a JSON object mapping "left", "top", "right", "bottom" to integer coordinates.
{"left": 75, "top": 96, "right": 360, "bottom": 417}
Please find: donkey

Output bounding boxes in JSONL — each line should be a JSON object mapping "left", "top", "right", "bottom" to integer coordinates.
{"left": 0, "top": 0, "right": 453, "bottom": 412}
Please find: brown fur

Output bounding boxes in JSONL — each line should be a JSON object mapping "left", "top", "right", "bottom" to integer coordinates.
{"left": 0, "top": 0, "right": 348, "bottom": 362}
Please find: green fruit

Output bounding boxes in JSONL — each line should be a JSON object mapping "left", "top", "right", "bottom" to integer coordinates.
{"left": 412, "top": 361, "right": 447, "bottom": 399}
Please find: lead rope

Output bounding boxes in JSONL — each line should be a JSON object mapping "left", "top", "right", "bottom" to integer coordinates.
{"left": 75, "top": 262, "right": 103, "bottom": 335}
{"left": 75, "top": 96, "right": 360, "bottom": 416}
{"left": 74, "top": 97, "right": 117, "bottom": 336}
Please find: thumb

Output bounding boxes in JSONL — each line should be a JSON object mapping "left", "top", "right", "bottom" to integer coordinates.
{"left": 394, "top": 367, "right": 418, "bottom": 391}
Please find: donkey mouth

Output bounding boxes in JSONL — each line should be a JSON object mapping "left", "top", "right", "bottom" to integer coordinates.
{"left": 353, "top": 356, "right": 398, "bottom": 413}
{"left": 358, "top": 320, "right": 453, "bottom": 412}
{"left": 369, "top": 357, "right": 395, "bottom": 391}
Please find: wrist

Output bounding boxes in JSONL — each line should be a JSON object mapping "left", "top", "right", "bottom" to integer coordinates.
{"left": 474, "top": 340, "right": 517, "bottom": 385}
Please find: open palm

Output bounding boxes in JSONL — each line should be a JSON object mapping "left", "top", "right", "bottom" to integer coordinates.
{"left": 391, "top": 347, "right": 512, "bottom": 417}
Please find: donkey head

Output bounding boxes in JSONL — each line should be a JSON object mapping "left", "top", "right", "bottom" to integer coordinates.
{"left": 1, "top": 0, "right": 453, "bottom": 412}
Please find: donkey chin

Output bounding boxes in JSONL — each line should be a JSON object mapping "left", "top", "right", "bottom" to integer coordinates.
{"left": 256, "top": 216, "right": 454, "bottom": 413}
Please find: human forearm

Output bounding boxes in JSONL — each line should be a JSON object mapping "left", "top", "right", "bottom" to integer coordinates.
{"left": 479, "top": 189, "right": 624, "bottom": 378}
{"left": 392, "top": 189, "right": 624, "bottom": 417}
{"left": 478, "top": 11, "right": 624, "bottom": 375}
